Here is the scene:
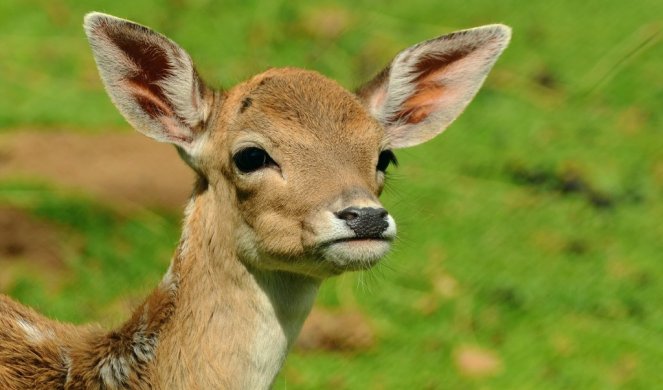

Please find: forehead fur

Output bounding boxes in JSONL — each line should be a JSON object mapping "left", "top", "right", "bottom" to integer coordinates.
{"left": 231, "top": 68, "right": 383, "bottom": 144}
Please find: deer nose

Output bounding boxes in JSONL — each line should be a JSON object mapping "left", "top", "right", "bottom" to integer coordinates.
{"left": 335, "top": 207, "right": 389, "bottom": 238}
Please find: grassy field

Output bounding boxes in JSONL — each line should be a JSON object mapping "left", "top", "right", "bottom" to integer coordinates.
{"left": 1, "top": 0, "right": 662, "bottom": 388}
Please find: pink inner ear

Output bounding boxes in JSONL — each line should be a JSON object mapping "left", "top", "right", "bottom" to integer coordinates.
{"left": 369, "top": 85, "right": 388, "bottom": 114}
{"left": 127, "top": 81, "right": 174, "bottom": 119}
{"left": 399, "top": 83, "right": 445, "bottom": 124}
{"left": 394, "top": 50, "right": 471, "bottom": 124}
{"left": 125, "top": 79, "right": 192, "bottom": 143}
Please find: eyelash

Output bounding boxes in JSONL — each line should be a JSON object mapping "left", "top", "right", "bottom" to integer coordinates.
{"left": 377, "top": 150, "right": 398, "bottom": 172}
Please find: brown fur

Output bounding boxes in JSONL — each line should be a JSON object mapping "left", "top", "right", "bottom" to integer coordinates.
{"left": 0, "top": 275, "right": 176, "bottom": 389}
{"left": 0, "top": 12, "right": 509, "bottom": 389}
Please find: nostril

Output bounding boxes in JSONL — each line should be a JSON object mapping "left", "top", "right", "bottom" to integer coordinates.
{"left": 377, "top": 208, "right": 388, "bottom": 219}
{"left": 336, "top": 207, "right": 360, "bottom": 221}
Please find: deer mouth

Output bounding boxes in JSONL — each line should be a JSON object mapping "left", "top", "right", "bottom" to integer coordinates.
{"left": 317, "top": 236, "right": 393, "bottom": 272}
{"left": 325, "top": 236, "right": 394, "bottom": 246}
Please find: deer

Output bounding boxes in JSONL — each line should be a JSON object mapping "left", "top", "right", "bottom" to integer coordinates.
{"left": 0, "top": 12, "right": 510, "bottom": 389}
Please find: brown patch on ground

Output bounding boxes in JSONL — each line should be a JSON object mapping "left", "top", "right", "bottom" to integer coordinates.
{"left": 0, "top": 131, "right": 193, "bottom": 210}
{"left": 0, "top": 206, "right": 62, "bottom": 267}
{"left": 295, "top": 307, "right": 375, "bottom": 353}
{"left": 0, "top": 206, "right": 65, "bottom": 290}
{"left": 454, "top": 345, "right": 503, "bottom": 378}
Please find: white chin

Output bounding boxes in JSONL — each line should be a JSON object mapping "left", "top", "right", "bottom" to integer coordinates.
{"left": 321, "top": 239, "right": 392, "bottom": 271}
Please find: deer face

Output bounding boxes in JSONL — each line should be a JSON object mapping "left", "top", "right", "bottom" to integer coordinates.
{"left": 84, "top": 13, "right": 510, "bottom": 278}
{"left": 200, "top": 69, "right": 395, "bottom": 276}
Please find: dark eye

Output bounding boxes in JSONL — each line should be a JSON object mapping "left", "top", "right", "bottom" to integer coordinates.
{"left": 376, "top": 150, "right": 398, "bottom": 172}
{"left": 233, "top": 147, "right": 275, "bottom": 173}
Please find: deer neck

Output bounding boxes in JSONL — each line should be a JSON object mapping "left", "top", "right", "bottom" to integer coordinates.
{"left": 153, "top": 187, "right": 320, "bottom": 388}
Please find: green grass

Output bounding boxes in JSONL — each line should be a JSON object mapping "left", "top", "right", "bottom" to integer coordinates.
{"left": 1, "top": 0, "right": 662, "bottom": 388}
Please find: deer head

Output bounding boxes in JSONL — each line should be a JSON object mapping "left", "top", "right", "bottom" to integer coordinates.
{"left": 84, "top": 13, "right": 510, "bottom": 279}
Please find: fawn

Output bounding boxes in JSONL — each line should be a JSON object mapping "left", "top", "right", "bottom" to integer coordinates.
{"left": 0, "top": 12, "right": 510, "bottom": 389}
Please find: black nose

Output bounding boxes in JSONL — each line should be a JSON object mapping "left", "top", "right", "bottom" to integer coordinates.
{"left": 335, "top": 207, "right": 389, "bottom": 238}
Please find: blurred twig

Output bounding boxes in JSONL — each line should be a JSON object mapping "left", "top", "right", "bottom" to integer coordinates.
{"left": 577, "top": 22, "right": 661, "bottom": 98}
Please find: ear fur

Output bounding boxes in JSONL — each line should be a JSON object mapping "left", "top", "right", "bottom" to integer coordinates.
{"left": 357, "top": 24, "right": 511, "bottom": 149}
{"left": 84, "top": 12, "right": 212, "bottom": 155}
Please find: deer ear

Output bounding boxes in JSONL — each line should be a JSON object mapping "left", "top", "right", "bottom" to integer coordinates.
{"left": 84, "top": 12, "right": 212, "bottom": 156}
{"left": 357, "top": 25, "right": 511, "bottom": 149}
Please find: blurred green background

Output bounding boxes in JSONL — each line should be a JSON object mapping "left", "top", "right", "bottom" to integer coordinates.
{"left": 1, "top": 0, "right": 662, "bottom": 388}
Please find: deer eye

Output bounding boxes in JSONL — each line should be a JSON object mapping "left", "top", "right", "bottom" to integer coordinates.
{"left": 377, "top": 150, "right": 398, "bottom": 172}
{"left": 233, "top": 147, "right": 275, "bottom": 173}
